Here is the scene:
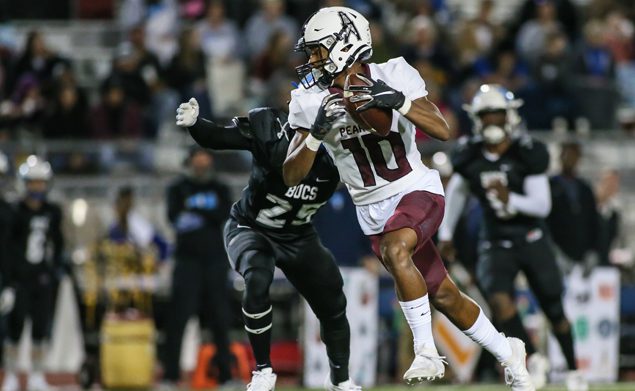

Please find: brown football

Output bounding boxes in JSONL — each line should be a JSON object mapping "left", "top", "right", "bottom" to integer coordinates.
{"left": 343, "top": 73, "right": 393, "bottom": 136}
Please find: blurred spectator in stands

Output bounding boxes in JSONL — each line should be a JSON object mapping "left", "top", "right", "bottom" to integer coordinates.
{"left": 513, "top": 0, "right": 578, "bottom": 44}
{"left": 43, "top": 84, "right": 89, "bottom": 139}
{"left": 90, "top": 78, "right": 144, "bottom": 139}
{"left": 573, "top": 19, "right": 618, "bottom": 129}
{"left": 454, "top": 0, "right": 505, "bottom": 70}
{"left": 244, "top": 0, "right": 299, "bottom": 61}
{"left": 9, "top": 30, "right": 69, "bottom": 99}
{"left": 402, "top": 15, "right": 454, "bottom": 88}
{"left": 108, "top": 186, "right": 168, "bottom": 260}
{"left": 144, "top": 0, "right": 180, "bottom": 66}
{"left": 369, "top": 21, "right": 396, "bottom": 64}
{"left": 516, "top": 0, "right": 563, "bottom": 64}
{"left": 118, "top": 0, "right": 147, "bottom": 31}
{"left": 196, "top": 0, "right": 242, "bottom": 61}
{"left": 595, "top": 169, "right": 623, "bottom": 266}
{"left": 165, "top": 28, "right": 212, "bottom": 119}
{"left": 547, "top": 141, "right": 600, "bottom": 275}
{"left": 9, "top": 74, "right": 46, "bottom": 133}
{"left": 252, "top": 29, "right": 294, "bottom": 83}
{"left": 473, "top": 45, "right": 531, "bottom": 94}
{"left": 604, "top": 10, "right": 635, "bottom": 107}
{"left": 531, "top": 31, "right": 575, "bottom": 129}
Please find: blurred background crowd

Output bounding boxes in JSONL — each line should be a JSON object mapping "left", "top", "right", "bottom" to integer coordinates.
{"left": 0, "top": 0, "right": 635, "bottom": 388}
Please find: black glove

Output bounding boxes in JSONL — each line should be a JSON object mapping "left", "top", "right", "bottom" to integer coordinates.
{"left": 346, "top": 74, "right": 409, "bottom": 113}
{"left": 310, "top": 93, "right": 346, "bottom": 140}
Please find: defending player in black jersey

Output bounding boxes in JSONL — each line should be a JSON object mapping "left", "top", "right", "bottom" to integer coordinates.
{"left": 2, "top": 156, "right": 63, "bottom": 391}
{"left": 176, "top": 98, "right": 358, "bottom": 391}
{"left": 438, "top": 85, "right": 586, "bottom": 391}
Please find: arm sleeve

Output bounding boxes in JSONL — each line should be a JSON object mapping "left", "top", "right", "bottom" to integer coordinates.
{"left": 438, "top": 174, "right": 471, "bottom": 241}
{"left": 188, "top": 118, "right": 252, "bottom": 150}
{"left": 288, "top": 90, "right": 312, "bottom": 130}
{"left": 508, "top": 174, "right": 552, "bottom": 218}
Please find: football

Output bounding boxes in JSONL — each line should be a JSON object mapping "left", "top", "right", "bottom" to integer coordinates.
{"left": 343, "top": 73, "right": 393, "bottom": 136}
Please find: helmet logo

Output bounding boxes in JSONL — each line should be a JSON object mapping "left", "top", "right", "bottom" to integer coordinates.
{"left": 335, "top": 11, "right": 360, "bottom": 44}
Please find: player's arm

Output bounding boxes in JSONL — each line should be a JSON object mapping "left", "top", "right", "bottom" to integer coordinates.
{"left": 51, "top": 206, "right": 65, "bottom": 271}
{"left": 176, "top": 98, "right": 252, "bottom": 151}
{"left": 403, "top": 97, "right": 450, "bottom": 141}
{"left": 492, "top": 174, "right": 552, "bottom": 218}
{"left": 283, "top": 93, "right": 345, "bottom": 186}
{"left": 283, "top": 129, "right": 317, "bottom": 186}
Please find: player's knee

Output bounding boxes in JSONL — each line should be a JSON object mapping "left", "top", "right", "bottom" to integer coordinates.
{"left": 380, "top": 240, "right": 412, "bottom": 271}
{"left": 242, "top": 268, "right": 273, "bottom": 310}
{"left": 488, "top": 293, "right": 516, "bottom": 321}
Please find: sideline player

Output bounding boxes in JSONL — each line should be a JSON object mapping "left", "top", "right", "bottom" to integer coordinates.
{"left": 3, "top": 156, "right": 63, "bottom": 391}
{"left": 438, "top": 85, "right": 587, "bottom": 391}
{"left": 176, "top": 98, "right": 359, "bottom": 391}
{"left": 282, "top": 7, "right": 533, "bottom": 391}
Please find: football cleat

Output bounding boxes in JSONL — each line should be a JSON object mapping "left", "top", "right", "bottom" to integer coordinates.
{"left": 27, "top": 372, "right": 54, "bottom": 391}
{"left": 402, "top": 344, "right": 446, "bottom": 385}
{"left": 502, "top": 337, "right": 535, "bottom": 391}
{"left": 527, "top": 353, "right": 550, "bottom": 389}
{"left": 1, "top": 372, "right": 18, "bottom": 391}
{"left": 566, "top": 370, "right": 588, "bottom": 391}
{"left": 325, "top": 378, "right": 362, "bottom": 391}
{"left": 246, "top": 368, "right": 277, "bottom": 391}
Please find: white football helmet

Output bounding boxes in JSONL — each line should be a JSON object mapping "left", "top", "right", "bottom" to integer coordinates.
{"left": 463, "top": 84, "right": 523, "bottom": 144}
{"left": 295, "top": 6, "right": 372, "bottom": 89}
{"left": 18, "top": 155, "right": 52, "bottom": 182}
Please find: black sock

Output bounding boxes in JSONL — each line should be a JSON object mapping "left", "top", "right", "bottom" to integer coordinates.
{"left": 554, "top": 328, "right": 577, "bottom": 370}
{"left": 320, "top": 311, "right": 351, "bottom": 385}
{"left": 497, "top": 314, "right": 537, "bottom": 356}
{"left": 242, "top": 306, "right": 273, "bottom": 370}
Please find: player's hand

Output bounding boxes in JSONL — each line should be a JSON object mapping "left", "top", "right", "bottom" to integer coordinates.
{"left": 310, "top": 93, "right": 346, "bottom": 140}
{"left": 0, "top": 288, "right": 15, "bottom": 315}
{"left": 438, "top": 240, "right": 457, "bottom": 262}
{"left": 487, "top": 179, "right": 510, "bottom": 204}
{"left": 176, "top": 98, "right": 199, "bottom": 127}
{"left": 346, "top": 74, "right": 409, "bottom": 113}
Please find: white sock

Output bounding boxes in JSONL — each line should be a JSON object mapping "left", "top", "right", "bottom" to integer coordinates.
{"left": 4, "top": 343, "right": 17, "bottom": 373}
{"left": 399, "top": 295, "right": 437, "bottom": 352}
{"left": 463, "top": 308, "right": 512, "bottom": 363}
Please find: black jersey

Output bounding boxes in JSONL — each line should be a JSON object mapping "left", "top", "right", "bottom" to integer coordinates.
{"left": 10, "top": 200, "right": 64, "bottom": 280}
{"left": 188, "top": 107, "right": 340, "bottom": 237}
{"left": 452, "top": 134, "right": 550, "bottom": 240}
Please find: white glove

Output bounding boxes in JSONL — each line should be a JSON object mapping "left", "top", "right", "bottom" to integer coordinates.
{"left": 176, "top": 98, "right": 199, "bottom": 127}
{"left": 0, "top": 288, "right": 15, "bottom": 315}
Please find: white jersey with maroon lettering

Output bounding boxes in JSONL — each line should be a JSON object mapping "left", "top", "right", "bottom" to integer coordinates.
{"left": 288, "top": 56, "right": 444, "bottom": 206}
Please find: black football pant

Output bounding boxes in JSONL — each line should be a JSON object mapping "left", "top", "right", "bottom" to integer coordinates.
{"left": 163, "top": 256, "right": 233, "bottom": 383}
{"left": 8, "top": 273, "right": 56, "bottom": 344}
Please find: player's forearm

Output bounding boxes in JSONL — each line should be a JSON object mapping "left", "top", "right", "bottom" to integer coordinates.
{"left": 404, "top": 97, "right": 450, "bottom": 141}
{"left": 508, "top": 175, "right": 551, "bottom": 218}
{"left": 283, "top": 131, "right": 317, "bottom": 186}
{"left": 188, "top": 118, "right": 251, "bottom": 150}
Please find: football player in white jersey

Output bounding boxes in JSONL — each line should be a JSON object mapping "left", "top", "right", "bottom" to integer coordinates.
{"left": 283, "top": 7, "right": 534, "bottom": 390}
